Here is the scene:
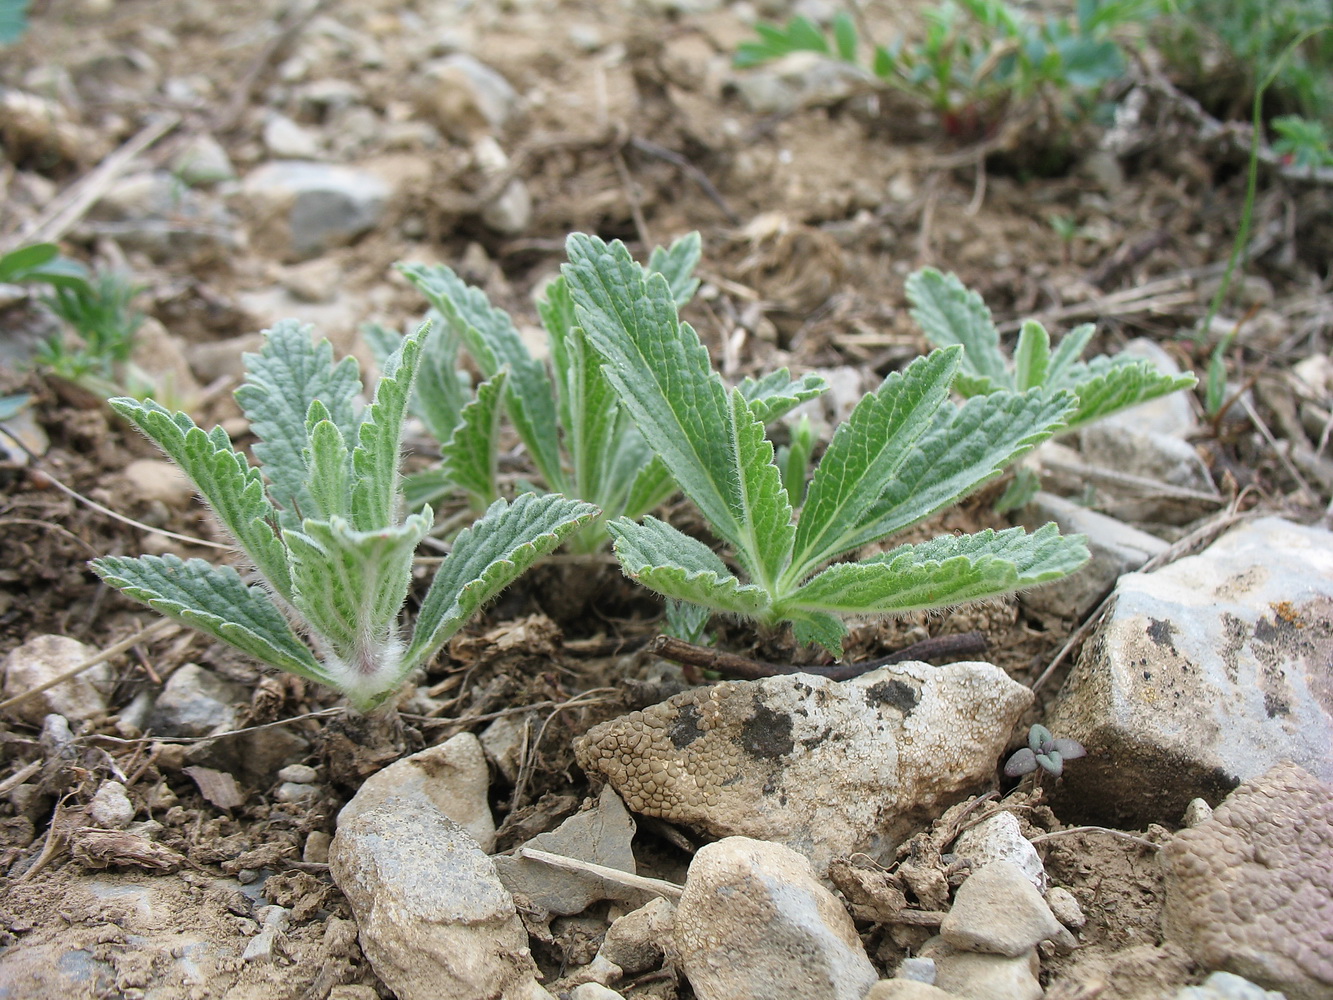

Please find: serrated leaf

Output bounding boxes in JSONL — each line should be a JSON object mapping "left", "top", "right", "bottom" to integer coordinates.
{"left": 563, "top": 234, "right": 792, "bottom": 585}
{"left": 786, "top": 348, "right": 961, "bottom": 583}
{"left": 403, "top": 467, "right": 455, "bottom": 512}
{"left": 608, "top": 516, "right": 771, "bottom": 617}
{"left": 778, "top": 413, "right": 815, "bottom": 507}
{"left": 366, "top": 317, "right": 468, "bottom": 444}
{"left": 838, "top": 387, "right": 1076, "bottom": 552}
{"left": 620, "top": 453, "right": 675, "bottom": 519}
{"left": 283, "top": 510, "right": 431, "bottom": 692}
{"left": 401, "top": 262, "right": 566, "bottom": 492}
{"left": 789, "top": 612, "right": 849, "bottom": 653}
{"left": 907, "top": 268, "right": 1012, "bottom": 391}
{"left": 1013, "top": 320, "right": 1051, "bottom": 392}
{"left": 91, "top": 554, "right": 323, "bottom": 681}
{"left": 778, "top": 524, "right": 1088, "bottom": 619}
{"left": 351, "top": 322, "right": 425, "bottom": 532}
{"left": 109, "top": 398, "right": 292, "bottom": 598}
{"left": 305, "top": 409, "right": 351, "bottom": 521}
{"left": 441, "top": 370, "right": 507, "bottom": 511}
{"left": 1056, "top": 356, "right": 1197, "bottom": 432}
{"left": 402, "top": 493, "right": 599, "bottom": 676}
{"left": 646, "top": 231, "right": 702, "bottom": 307}
{"left": 235, "top": 321, "right": 361, "bottom": 530}
{"left": 737, "top": 368, "right": 830, "bottom": 423}
{"left": 1045, "top": 322, "right": 1095, "bottom": 386}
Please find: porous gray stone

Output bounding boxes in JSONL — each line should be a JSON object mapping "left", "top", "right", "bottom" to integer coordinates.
{"left": 416, "top": 54, "right": 519, "bottom": 141}
{"left": 338, "top": 732, "right": 495, "bottom": 853}
{"left": 2, "top": 634, "right": 110, "bottom": 726}
{"left": 576, "top": 662, "right": 1031, "bottom": 875}
{"left": 940, "top": 861, "right": 1063, "bottom": 957}
{"left": 1077, "top": 418, "right": 1218, "bottom": 523}
{"left": 675, "top": 837, "right": 878, "bottom": 1000}
{"left": 922, "top": 936, "right": 1043, "bottom": 1000}
{"left": 951, "top": 811, "right": 1046, "bottom": 893}
{"left": 329, "top": 794, "right": 553, "bottom": 1000}
{"left": 88, "top": 781, "right": 135, "bottom": 830}
{"left": 1045, "top": 516, "right": 1333, "bottom": 827}
{"left": 1174, "top": 971, "right": 1291, "bottom": 1000}
{"left": 241, "top": 160, "right": 390, "bottom": 260}
{"left": 865, "top": 981, "right": 956, "bottom": 1000}
{"left": 148, "top": 663, "right": 243, "bottom": 738}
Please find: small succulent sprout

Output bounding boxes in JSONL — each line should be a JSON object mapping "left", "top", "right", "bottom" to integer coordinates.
{"left": 1004, "top": 724, "right": 1086, "bottom": 778}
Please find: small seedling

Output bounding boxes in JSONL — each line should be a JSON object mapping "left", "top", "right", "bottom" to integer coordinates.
{"left": 376, "top": 234, "right": 825, "bottom": 552}
{"left": 907, "top": 268, "right": 1197, "bottom": 435}
{"left": 1005, "top": 724, "right": 1086, "bottom": 777}
{"left": 92, "top": 320, "right": 597, "bottom": 711}
{"left": 562, "top": 234, "right": 1090, "bottom": 656}
{"left": 1271, "top": 114, "right": 1333, "bottom": 170}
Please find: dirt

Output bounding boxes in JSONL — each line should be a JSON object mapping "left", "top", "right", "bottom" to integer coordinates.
{"left": 1, "top": 0, "right": 1330, "bottom": 998}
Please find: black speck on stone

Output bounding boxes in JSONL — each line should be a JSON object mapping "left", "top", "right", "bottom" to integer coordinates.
{"left": 864, "top": 679, "right": 919, "bottom": 714}
{"left": 669, "top": 702, "right": 705, "bottom": 749}
{"left": 740, "top": 698, "right": 795, "bottom": 759}
{"left": 1146, "top": 618, "right": 1177, "bottom": 649}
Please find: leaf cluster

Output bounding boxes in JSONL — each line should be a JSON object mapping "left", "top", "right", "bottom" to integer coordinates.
{"left": 906, "top": 267, "right": 1197, "bottom": 435}
{"left": 1004, "top": 724, "right": 1086, "bottom": 777}
{"left": 562, "top": 234, "right": 1091, "bottom": 656}
{"left": 93, "top": 321, "right": 595, "bottom": 711}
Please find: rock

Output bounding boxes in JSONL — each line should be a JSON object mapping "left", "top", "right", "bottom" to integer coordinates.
{"left": 338, "top": 732, "right": 495, "bottom": 853}
{"left": 596, "top": 896, "right": 675, "bottom": 976}
{"left": 120, "top": 458, "right": 194, "bottom": 508}
{"left": 170, "top": 133, "right": 235, "bottom": 185}
{"left": 329, "top": 795, "right": 552, "bottom": 1000}
{"left": 304, "top": 831, "right": 332, "bottom": 864}
{"left": 1077, "top": 418, "right": 1218, "bottom": 523}
{"left": 1174, "top": 971, "right": 1292, "bottom": 1000}
{"left": 493, "top": 785, "right": 639, "bottom": 916}
{"left": 570, "top": 985, "right": 625, "bottom": 1000}
{"left": 1044, "top": 886, "right": 1085, "bottom": 929}
{"left": 86, "top": 170, "right": 237, "bottom": 263}
{"left": 277, "top": 764, "right": 318, "bottom": 784}
{"left": 185, "top": 332, "right": 265, "bottom": 385}
{"left": 1161, "top": 761, "right": 1333, "bottom": 1000}
{"left": 865, "top": 981, "right": 956, "bottom": 1000}
{"left": 263, "top": 114, "right": 322, "bottom": 159}
{"left": 148, "top": 663, "right": 243, "bottom": 738}
{"left": 950, "top": 812, "right": 1046, "bottom": 893}
{"left": 88, "top": 780, "right": 135, "bottom": 829}
{"left": 895, "top": 956, "right": 938, "bottom": 982}
{"left": 1017, "top": 492, "right": 1168, "bottom": 619}
{"left": 1044, "top": 516, "right": 1333, "bottom": 827}
{"left": 731, "top": 51, "right": 869, "bottom": 115}
{"left": 481, "top": 177, "right": 532, "bottom": 236}
{"left": 242, "top": 904, "right": 289, "bottom": 963}
{"left": 922, "top": 937, "right": 1042, "bottom": 1000}
{"left": 240, "top": 160, "right": 391, "bottom": 261}
{"left": 480, "top": 712, "right": 530, "bottom": 783}
{"left": 675, "top": 837, "right": 878, "bottom": 1000}
{"left": 576, "top": 662, "right": 1031, "bottom": 875}
{"left": 279, "top": 257, "right": 342, "bottom": 303}
{"left": 416, "top": 54, "right": 519, "bottom": 141}
{"left": 2, "top": 634, "right": 110, "bottom": 726}
{"left": 274, "top": 782, "right": 318, "bottom": 804}
{"left": 129, "top": 316, "right": 204, "bottom": 408}
{"left": 940, "top": 861, "right": 1063, "bottom": 957}
{"left": 0, "top": 402, "right": 48, "bottom": 466}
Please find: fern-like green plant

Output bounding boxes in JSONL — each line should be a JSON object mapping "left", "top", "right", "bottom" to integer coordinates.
{"left": 378, "top": 234, "right": 826, "bottom": 553}
{"left": 906, "top": 268, "right": 1197, "bottom": 433}
{"left": 92, "top": 321, "right": 596, "bottom": 711}
{"left": 562, "top": 234, "right": 1090, "bottom": 656}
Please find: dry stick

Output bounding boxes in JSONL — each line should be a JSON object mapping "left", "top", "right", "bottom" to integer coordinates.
{"left": 0, "top": 619, "right": 174, "bottom": 715}
{"left": 629, "top": 137, "right": 740, "bottom": 224}
{"left": 0, "top": 517, "right": 101, "bottom": 556}
{"left": 1029, "top": 826, "right": 1161, "bottom": 852}
{"left": 87, "top": 707, "right": 345, "bottom": 746}
{"left": 516, "top": 847, "right": 684, "bottom": 900}
{"left": 9, "top": 114, "right": 181, "bottom": 250}
{"left": 649, "top": 631, "right": 989, "bottom": 682}
{"left": 1239, "top": 393, "right": 1319, "bottom": 503}
{"left": 510, "top": 688, "right": 617, "bottom": 812}
{"left": 1038, "top": 455, "right": 1224, "bottom": 507}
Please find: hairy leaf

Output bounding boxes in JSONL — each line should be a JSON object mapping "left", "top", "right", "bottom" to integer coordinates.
{"left": 441, "top": 371, "right": 507, "bottom": 511}
{"left": 401, "top": 263, "right": 566, "bottom": 491}
{"left": 366, "top": 317, "right": 468, "bottom": 444}
{"left": 1054, "top": 355, "right": 1198, "bottom": 432}
{"left": 1012, "top": 320, "right": 1051, "bottom": 392}
{"left": 608, "top": 516, "right": 771, "bottom": 617}
{"left": 304, "top": 407, "right": 350, "bottom": 522}
{"left": 235, "top": 321, "right": 360, "bottom": 529}
{"left": 403, "top": 493, "right": 598, "bottom": 676}
{"left": 738, "top": 368, "right": 830, "bottom": 423}
{"left": 906, "top": 268, "right": 1011, "bottom": 391}
{"left": 351, "top": 323, "right": 425, "bottom": 532}
{"left": 646, "top": 231, "right": 703, "bottom": 307}
{"left": 91, "top": 554, "right": 323, "bottom": 681}
{"left": 109, "top": 398, "right": 292, "bottom": 598}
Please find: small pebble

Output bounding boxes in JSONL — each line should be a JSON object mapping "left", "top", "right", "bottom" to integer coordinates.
{"left": 89, "top": 780, "right": 135, "bottom": 829}
{"left": 304, "top": 831, "right": 332, "bottom": 864}
{"left": 1045, "top": 887, "right": 1086, "bottom": 929}
{"left": 275, "top": 781, "right": 318, "bottom": 804}
{"left": 277, "top": 764, "right": 318, "bottom": 784}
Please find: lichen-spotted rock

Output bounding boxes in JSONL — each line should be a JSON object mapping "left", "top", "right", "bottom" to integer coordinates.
{"left": 575, "top": 662, "right": 1031, "bottom": 874}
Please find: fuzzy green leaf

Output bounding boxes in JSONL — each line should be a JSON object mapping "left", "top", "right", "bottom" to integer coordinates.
{"left": 779, "top": 524, "right": 1088, "bottom": 619}
{"left": 1045, "top": 322, "right": 1096, "bottom": 387}
{"left": 91, "top": 554, "right": 323, "bottom": 682}
{"left": 304, "top": 408, "right": 351, "bottom": 522}
{"left": 1051, "top": 355, "right": 1198, "bottom": 432}
{"left": 403, "top": 467, "right": 456, "bottom": 512}
{"left": 563, "top": 234, "right": 793, "bottom": 586}
{"left": 646, "top": 231, "right": 702, "bottom": 307}
{"left": 402, "top": 493, "right": 599, "bottom": 676}
{"left": 620, "top": 453, "right": 675, "bottom": 519}
{"left": 283, "top": 510, "right": 431, "bottom": 697}
{"left": 401, "top": 263, "right": 566, "bottom": 492}
{"left": 108, "top": 398, "right": 292, "bottom": 598}
{"left": 839, "top": 387, "right": 1076, "bottom": 552}
{"left": 787, "top": 348, "right": 961, "bottom": 583}
{"left": 1013, "top": 320, "right": 1051, "bottom": 392}
{"left": 366, "top": 318, "right": 468, "bottom": 444}
{"left": 442, "top": 371, "right": 507, "bottom": 511}
{"left": 234, "top": 321, "right": 361, "bottom": 529}
{"left": 737, "top": 368, "right": 830, "bottom": 424}
{"left": 906, "top": 268, "right": 1012, "bottom": 391}
{"left": 607, "top": 516, "right": 771, "bottom": 617}
{"left": 351, "top": 323, "right": 425, "bottom": 532}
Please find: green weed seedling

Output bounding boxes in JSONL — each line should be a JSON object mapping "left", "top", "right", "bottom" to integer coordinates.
{"left": 1005, "top": 724, "right": 1086, "bottom": 778}
{"left": 374, "top": 234, "right": 826, "bottom": 553}
{"left": 92, "top": 321, "right": 596, "bottom": 711}
{"left": 562, "top": 234, "right": 1090, "bottom": 657}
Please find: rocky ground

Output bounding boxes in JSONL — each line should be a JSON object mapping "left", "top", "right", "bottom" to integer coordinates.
{"left": 0, "top": 1, "right": 1331, "bottom": 999}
